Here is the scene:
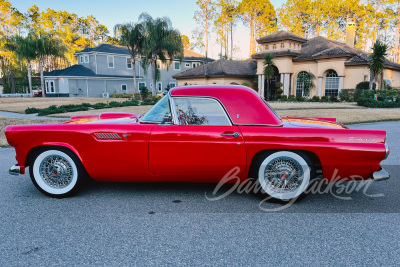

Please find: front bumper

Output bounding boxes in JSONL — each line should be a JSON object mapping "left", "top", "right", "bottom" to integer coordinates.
{"left": 373, "top": 167, "right": 390, "bottom": 181}
{"left": 9, "top": 165, "right": 25, "bottom": 176}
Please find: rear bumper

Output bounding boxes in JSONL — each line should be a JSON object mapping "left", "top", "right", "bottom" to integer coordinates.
{"left": 9, "top": 165, "right": 25, "bottom": 176}
{"left": 373, "top": 167, "right": 390, "bottom": 181}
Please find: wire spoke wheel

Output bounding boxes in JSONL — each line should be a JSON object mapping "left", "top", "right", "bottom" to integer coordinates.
{"left": 257, "top": 151, "right": 313, "bottom": 202}
{"left": 39, "top": 155, "right": 74, "bottom": 189}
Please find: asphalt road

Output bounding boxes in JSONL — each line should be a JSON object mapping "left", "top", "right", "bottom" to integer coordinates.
{"left": 0, "top": 121, "right": 399, "bottom": 266}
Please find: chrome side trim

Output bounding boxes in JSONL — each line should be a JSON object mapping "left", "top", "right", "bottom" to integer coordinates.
{"left": 373, "top": 168, "right": 390, "bottom": 181}
{"left": 9, "top": 165, "right": 20, "bottom": 176}
{"left": 384, "top": 143, "right": 390, "bottom": 160}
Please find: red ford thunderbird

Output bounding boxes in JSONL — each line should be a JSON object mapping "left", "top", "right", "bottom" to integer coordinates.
{"left": 5, "top": 86, "right": 390, "bottom": 202}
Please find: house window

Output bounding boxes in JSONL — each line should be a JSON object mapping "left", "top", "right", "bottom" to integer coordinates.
{"left": 126, "top": 58, "right": 132, "bottom": 69}
{"left": 108, "top": 56, "right": 114, "bottom": 68}
{"left": 138, "top": 82, "right": 146, "bottom": 91}
{"left": 169, "top": 82, "right": 176, "bottom": 88}
{"left": 296, "top": 71, "right": 312, "bottom": 97}
{"left": 281, "top": 43, "right": 285, "bottom": 48}
{"left": 45, "top": 80, "right": 55, "bottom": 93}
{"left": 289, "top": 43, "right": 291, "bottom": 48}
{"left": 185, "top": 63, "right": 190, "bottom": 67}
{"left": 364, "top": 75, "right": 368, "bottom": 81}
{"left": 157, "top": 60, "right": 162, "bottom": 69}
{"left": 157, "top": 82, "right": 162, "bottom": 92}
{"left": 174, "top": 62, "right": 180, "bottom": 70}
{"left": 84, "top": 55, "right": 89, "bottom": 63}
{"left": 192, "top": 63, "right": 198, "bottom": 68}
{"left": 121, "top": 84, "right": 127, "bottom": 91}
{"left": 266, "top": 45, "right": 269, "bottom": 50}
{"left": 80, "top": 56, "right": 83, "bottom": 63}
{"left": 273, "top": 44, "right": 276, "bottom": 49}
{"left": 325, "top": 70, "right": 339, "bottom": 97}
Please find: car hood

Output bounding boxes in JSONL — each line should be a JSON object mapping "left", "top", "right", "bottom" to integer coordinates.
{"left": 282, "top": 116, "right": 347, "bottom": 129}
{"left": 64, "top": 112, "right": 142, "bottom": 124}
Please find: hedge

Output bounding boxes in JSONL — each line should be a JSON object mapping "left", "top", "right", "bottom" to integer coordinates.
{"left": 357, "top": 98, "right": 400, "bottom": 108}
{"left": 29, "top": 98, "right": 140, "bottom": 116}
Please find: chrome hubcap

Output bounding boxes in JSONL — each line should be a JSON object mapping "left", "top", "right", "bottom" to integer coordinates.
{"left": 39, "top": 155, "right": 73, "bottom": 188}
{"left": 264, "top": 156, "right": 304, "bottom": 193}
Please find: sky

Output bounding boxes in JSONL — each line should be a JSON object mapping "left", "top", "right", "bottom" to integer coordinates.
{"left": 10, "top": 0, "right": 284, "bottom": 59}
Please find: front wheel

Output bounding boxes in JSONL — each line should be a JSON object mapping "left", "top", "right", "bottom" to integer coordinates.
{"left": 29, "top": 148, "right": 85, "bottom": 198}
{"left": 255, "top": 151, "right": 315, "bottom": 203}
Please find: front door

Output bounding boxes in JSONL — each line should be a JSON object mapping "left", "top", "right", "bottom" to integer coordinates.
{"left": 149, "top": 97, "right": 247, "bottom": 179}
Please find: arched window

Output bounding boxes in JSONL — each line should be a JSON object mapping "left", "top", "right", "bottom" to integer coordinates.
{"left": 325, "top": 70, "right": 339, "bottom": 96}
{"left": 296, "top": 71, "right": 312, "bottom": 97}
{"left": 266, "top": 45, "right": 269, "bottom": 50}
{"left": 273, "top": 44, "right": 276, "bottom": 49}
{"left": 289, "top": 43, "right": 292, "bottom": 48}
{"left": 281, "top": 43, "right": 284, "bottom": 48}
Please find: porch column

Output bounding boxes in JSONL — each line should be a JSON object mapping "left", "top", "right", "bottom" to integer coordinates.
{"left": 338, "top": 76, "right": 344, "bottom": 93}
{"left": 318, "top": 77, "right": 323, "bottom": 97}
{"left": 258, "top": 75, "right": 262, "bottom": 96}
{"left": 283, "top": 74, "right": 290, "bottom": 96}
{"left": 280, "top": 74, "right": 284, "bottom": 83}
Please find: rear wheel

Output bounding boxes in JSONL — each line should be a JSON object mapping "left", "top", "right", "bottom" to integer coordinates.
{"left": 29, "top": 148, "right": 85, "bottom": 198}
{"left": 254, "top": 151, "right": 315, "bottom": 203}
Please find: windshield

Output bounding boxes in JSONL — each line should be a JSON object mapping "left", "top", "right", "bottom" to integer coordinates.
{"left": 140, "top": 96, "right": 171, "bottom": 123}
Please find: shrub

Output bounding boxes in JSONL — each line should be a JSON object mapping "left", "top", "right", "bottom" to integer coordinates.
{"left": 361, "top": 90, "right": 376, "bottom": 99}
{"left": 310, "top": 96, "right": 320, "bottom": 102}
{"left": 357, "top": 98, "right": 400, "bottom": 108}
{"left": 140, "top": 86, "right": 149, "bottom": 100}
{"left": 288, "top": 95, "right": 296, "bottom": 101}
{"left": 330, "top": 95, "right": 339, "bottom": 102}
{"left": 121, "top": 99, "right": 139, "bottom": 106}
{"left": 296, "top": 95, "right": 305, "bottom": 101}
{"left": 241, "top": 82, "right": 250, "bottom": 87}
{"left": 25, "top": 107, "right": 40, "bottom": 114}
{"left": 339, "top": 89, "right": 355, "bottom": 102}
{"left": 92, "top": 103, "right": 107, "bottom": 109}
{"left": 279, "top": 95, "right": 288, "bottom": 101}
{"left": 320, "top": 96, "right": 329, "bottom": 102}
{"left": 108, "top": 101, "right": 122, "bottom": 108}
{"left": 48, "top": 105, "right": 58, "bottom": 110}
{"left": 111, "top": 93, "right": 133, "bottom": 98}
{"left": 133, "top": 93, "right": 141, "bottom": 101}
{"left": 81, "top": 103, "right": 92, "bottom": 108}
{"left": 356, "top": 81, "right": 376, "bottom": 90}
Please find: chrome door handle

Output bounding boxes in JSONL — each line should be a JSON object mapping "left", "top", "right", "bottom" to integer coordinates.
{"left": 221, "top": 132, "right": 240, "bottom": 138}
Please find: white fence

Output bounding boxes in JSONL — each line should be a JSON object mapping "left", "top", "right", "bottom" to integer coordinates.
{"left": 0, "top": 93, "right": 32, "bottom": 97}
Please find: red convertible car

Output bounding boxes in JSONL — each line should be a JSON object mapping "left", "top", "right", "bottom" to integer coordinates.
{"left": 5, "top": 85, "right": 390, "bottom": 202}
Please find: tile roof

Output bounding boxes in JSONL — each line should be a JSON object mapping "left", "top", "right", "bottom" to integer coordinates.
{"left": 252, "top": 49, "right": 301, "bottom": 59}
{"left": 44, "top": 65, "right": 140, "bottom": 78}
{"left": 172, "top": 59, "right": 257, "bottom": 79}
{"left": 257, "top": 30, "right": 308, "bottom": 43}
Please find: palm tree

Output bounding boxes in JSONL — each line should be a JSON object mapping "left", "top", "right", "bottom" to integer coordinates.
{"left": 139, "top": 13, "right": 184, "bottom": 96}
{"left": 114, "top": 22, "right": 144, "bottom": 93}
{"left": 263, "top": 53, "right": 276, "bottom": 100}
{"left": 4, "top": 34, "right": 37, "bottom": 94}
{"left": 369, "top": 41, "right": 388, "bottom": 90}
{"left": 33, "top": 32, "right": 66, "bottom": 96}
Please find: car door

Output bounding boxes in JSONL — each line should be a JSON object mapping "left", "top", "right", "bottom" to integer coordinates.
{"left": 149, "top": 97, "right": 247, "bottom": 179}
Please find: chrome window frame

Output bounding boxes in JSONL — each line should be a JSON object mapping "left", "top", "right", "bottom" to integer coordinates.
{"left": 170, "top": 95, "right": 233, "bottom": 126}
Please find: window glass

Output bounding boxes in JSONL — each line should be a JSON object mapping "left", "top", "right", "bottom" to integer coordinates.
{"left": 169, "top": 82, "right": 176, "bottom": 88}
{"left": 127, "top": 58, "right": 132, "bottom": 68}
{"left": 138, "top": 82, "right": 146, "bottom": 90}
{"left": 157, "top": 82, "right": 162, "bottom": 92}
{"left": 108, "top": 56, "right": 114, "bottom": 68}
{"left": 122, "top": 84, "right": 127, "bottom": 91}
{"left": 174, "top": 62, "right": 180, "bottom": 70}
{"left": 141, "top": 95, "right": 171, "bottom": 123}
{"left": 85, "top": 55, "right": 89, "bottom": 63}
{"left": 325, "top": 70, "right": 339, "bottom": 97}
{"left": 80, "top": 56, "right": 83, "bottom": 63}
{"left": 185, "top": 63, "right": 190, "bottom": 67}
{"left": 173, "top": 98, "right": 231, "bottom": 126}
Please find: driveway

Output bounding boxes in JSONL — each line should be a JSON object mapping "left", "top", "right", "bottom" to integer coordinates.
{"left": 0, "top": 121, "right": 399, "bottom": 266}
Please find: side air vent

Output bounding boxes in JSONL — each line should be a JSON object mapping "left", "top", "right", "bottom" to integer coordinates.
{"left": 93, "top": 133, "right": 122, "bottom": 140}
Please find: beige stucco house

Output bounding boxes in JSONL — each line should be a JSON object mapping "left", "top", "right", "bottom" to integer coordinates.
{"left": 251, "top": 30, "right": 400, "bottom": 100}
